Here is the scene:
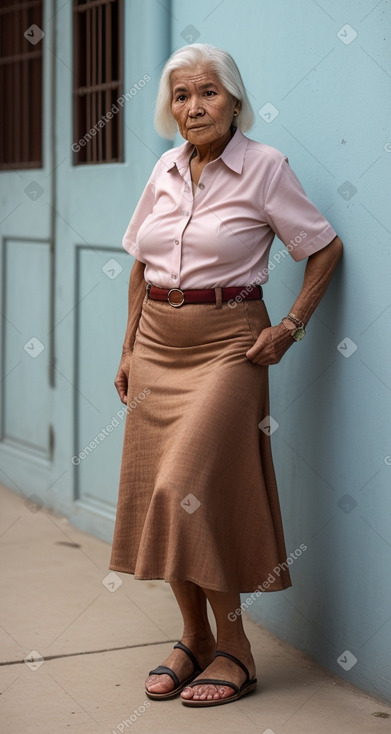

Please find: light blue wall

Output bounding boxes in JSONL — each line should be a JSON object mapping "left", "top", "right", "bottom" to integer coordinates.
{"left": 166, "top": 0, "right": 391, "bottom": 703}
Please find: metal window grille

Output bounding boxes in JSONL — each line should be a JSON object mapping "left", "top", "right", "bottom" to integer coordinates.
{"left": 73, "top": 0, "right": 123, "bottom": 165}
{"left": 0, "top": 0, "right": 43, "bottom": 170}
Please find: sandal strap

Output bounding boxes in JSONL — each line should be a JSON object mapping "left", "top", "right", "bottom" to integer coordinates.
{"left": 214, "top": 650, "right": 250, "bottom": 683}
{"left": 185, "top": 677, "right": 240, "bottom": 694}
{"left": 147, "top": 665, "right": 180, "bottom": 689}
{"left": 147, "top": 641, "right": 201, "bottom": 691}
{"left": 174, "top": 640, "right": 201, "bottom": 672}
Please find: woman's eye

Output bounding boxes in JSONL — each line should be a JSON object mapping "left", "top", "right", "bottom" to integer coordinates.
{"left": 205, "top": 90, "right": 216, "bottom": 96}
{"left": 176, "top": 94, "right": 186, "bottom": 102}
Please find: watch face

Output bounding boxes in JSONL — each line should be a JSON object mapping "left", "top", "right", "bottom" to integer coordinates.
{"left": 293, "top": 327, "right": 306, "bottom": 341}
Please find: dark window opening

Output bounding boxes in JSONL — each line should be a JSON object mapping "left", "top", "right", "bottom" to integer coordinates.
{"left": 73, "top": 0, "right": 124, "bottom": 165}
{"left": 0, "top": 0, "right": 43, "bottom": 170}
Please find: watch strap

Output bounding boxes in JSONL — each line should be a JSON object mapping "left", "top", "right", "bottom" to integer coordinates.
{"left": 281, "top": 315, "right": 306, "bottom": 341}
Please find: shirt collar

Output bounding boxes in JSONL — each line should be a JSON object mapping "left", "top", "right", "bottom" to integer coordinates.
{"left": 163, "top": 126, "right": 248, "bottom": 175}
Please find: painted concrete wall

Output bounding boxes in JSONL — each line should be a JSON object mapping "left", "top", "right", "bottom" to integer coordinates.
{"left": 164, "top": 0, "right": 391, "bottom": 704}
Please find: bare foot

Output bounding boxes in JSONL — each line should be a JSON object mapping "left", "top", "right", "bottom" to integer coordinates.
{"left": 145, "top": 634, "right": 216, "bottom": 695}
{"left": 180, "top": 643, "right": 256, "bottom": 703}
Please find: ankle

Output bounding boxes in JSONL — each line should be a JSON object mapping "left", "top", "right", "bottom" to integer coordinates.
{"left": 216, "top": 636, "right": 252, "bottom": 656}
{"left": 182, "top": 627, "right": 214, "bottom": 642}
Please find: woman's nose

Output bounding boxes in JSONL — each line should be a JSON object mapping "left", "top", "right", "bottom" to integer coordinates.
{"left": 188, "top": 97, "right": 204, "bottom": 117}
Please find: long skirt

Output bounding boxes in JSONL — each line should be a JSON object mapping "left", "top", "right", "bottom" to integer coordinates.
{"left": 109, "top": 293, "right": 292, "bottom": 594}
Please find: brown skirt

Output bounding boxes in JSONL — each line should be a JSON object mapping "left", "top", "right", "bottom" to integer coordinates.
{"left": 109, "top": 293, "right": 292, "bottom": 593}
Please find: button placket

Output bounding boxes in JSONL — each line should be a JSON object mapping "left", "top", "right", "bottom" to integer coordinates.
{"left": 171, "top": 218, "right": 184, "bottom": 287}
{"left": 172, "top": 168, "right": 199, "bottom": 286}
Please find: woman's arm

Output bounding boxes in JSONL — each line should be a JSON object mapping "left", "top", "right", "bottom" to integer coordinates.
{"left": 121, "top": 259, "right": 146, "bottom": 355}
{"left": 246, "top": 235, "right": 343, "bottom": 366}
{"left": 114, "top": 259, "right": 146, "bottom": 403}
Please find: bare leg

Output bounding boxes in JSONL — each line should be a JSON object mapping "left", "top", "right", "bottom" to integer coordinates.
{"left": 145, "top": 580, "right": 216, "bottom": 694}
{"left": 180, "top": 588, "right": 256, "bottom": 702}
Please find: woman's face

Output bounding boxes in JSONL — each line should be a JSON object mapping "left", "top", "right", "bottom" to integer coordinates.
{"left": 170, "top": 63, "right": 239, "bottom": 146}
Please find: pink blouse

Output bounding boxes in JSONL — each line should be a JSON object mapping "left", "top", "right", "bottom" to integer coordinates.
{"left": 122, "top": 127, "right": 337, "bottom": 289}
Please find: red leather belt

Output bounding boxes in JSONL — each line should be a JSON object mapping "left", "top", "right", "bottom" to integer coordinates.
{"left": 146, "top": 283, "right": 263, "bottom": 308}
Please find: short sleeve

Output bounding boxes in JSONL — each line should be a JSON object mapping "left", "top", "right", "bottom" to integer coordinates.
{"left": 263, "top": 156, "right": 337, "bottom": 261}
{"left": 122, "top": 167, "right": 157, "bottom": 260}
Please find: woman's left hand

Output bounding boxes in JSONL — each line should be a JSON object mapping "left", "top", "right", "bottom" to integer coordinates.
{"left": 246, "top": 322, "right": 294, "bottom": 366}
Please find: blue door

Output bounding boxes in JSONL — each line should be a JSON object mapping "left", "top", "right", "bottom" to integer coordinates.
{"left": 0, "top": 0, "right": 170, "bottom": 541}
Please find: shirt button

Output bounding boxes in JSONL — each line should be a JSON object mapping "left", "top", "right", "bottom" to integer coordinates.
{"left": 174, "top": 238, "right": 179, "bottom": 245}
{"left": 198, "top": 183, "right": 205, "bottom": 189}
{"left": 171, "top": 274, "right": 177, "bottom": 279}
{"left": 183, "top": 210, "right": 190, "bottom": 217}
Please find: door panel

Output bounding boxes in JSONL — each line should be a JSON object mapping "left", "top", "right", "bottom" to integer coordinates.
{"left": 73, "top": 246, "right": 131, "bottom": 514}
{"left": 2, "top": 238, "right": 51, "bottom": 458}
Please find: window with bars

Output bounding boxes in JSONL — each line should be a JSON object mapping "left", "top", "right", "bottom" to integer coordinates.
{"left": 0, "top": 0, "right": 43, "bottom": 170}
{"left": 73, "top": 0, "right": 124, "bottom": 165}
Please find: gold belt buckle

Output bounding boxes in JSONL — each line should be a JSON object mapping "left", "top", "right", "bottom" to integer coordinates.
{"left": 167, "top": 288, "right": 185, "bottom": 307}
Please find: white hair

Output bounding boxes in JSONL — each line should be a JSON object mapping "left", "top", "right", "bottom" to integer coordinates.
{"left": 154, "top": 43, "right": 255, "bottom": 140}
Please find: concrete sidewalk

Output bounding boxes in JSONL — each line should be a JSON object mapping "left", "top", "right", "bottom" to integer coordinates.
{"left": 0, "top": 482, "right": 390, "bottom": 734}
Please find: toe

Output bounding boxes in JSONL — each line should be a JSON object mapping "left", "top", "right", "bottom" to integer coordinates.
{"left": 220, "top": 685, "right": 235, "bottom": 699}
{"left": 180, "top": 686, "right": 194, "bottom": 699}
{"left": 181, "top": 683, "right": 235, "bottom": 701}
{"left": 145, "top": 673, "right": 174, "bottom": 694}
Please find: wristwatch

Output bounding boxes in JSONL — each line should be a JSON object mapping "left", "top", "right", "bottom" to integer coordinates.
{"left": 281, "top": 313, "right": 306, "bottom": 342}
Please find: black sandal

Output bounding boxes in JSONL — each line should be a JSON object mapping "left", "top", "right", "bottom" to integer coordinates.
{"left": 145, "top": 640, "right": 202, "bottom": 700}
{"left": 180, "top": 649, "right": 257, "bottom": 707}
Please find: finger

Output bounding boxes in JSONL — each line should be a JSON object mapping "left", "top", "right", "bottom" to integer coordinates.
{"left": 246, "top": 341, "right": 265, "bottom": 359}
{"left": 119, "top": 385, "right": 128, "bottom": 404}
{"left": 246, "top": 331, "right": 272, "bottom": 360}
{"left": 115, "top": 376, "right": 128, "bottom": 404}
{"left": 246, "top": 343, "right": 274, "bottom": 361}
{"left": 247, "top": 344, "right": 279, "bottom": 364}
{"left": 249, "top": 356, "right": 275, "bottom": 366}
{"left": 246, "top": 345, "right": 257, "bottom": 359}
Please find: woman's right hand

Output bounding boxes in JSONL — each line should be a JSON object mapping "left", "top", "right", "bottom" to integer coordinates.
{"left": 114, "top": 351, "right": 132, "bottom": 405}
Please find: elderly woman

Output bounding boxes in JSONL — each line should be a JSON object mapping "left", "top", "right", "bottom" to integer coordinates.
{"left": 110, "top": 43, "right": 342, "bottom": 707}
